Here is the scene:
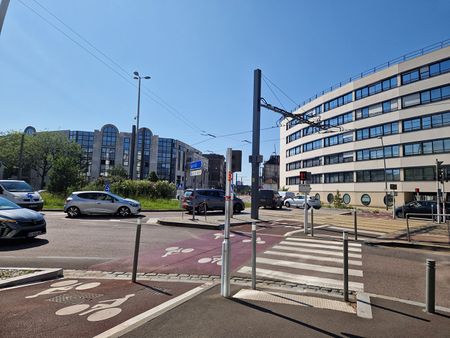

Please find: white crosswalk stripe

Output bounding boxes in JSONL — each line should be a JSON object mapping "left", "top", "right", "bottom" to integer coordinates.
{"left": 237, "top": 236, "right": 365, "bottom": 292}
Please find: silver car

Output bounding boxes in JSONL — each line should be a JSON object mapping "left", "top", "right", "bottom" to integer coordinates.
{"left": 64, "top": 191, "right": 141, "bottom": 218}
{"left": 284, "top": 195, "right": 321, "bottom": 209}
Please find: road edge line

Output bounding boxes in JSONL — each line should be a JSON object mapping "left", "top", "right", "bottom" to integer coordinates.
{"left": 93, "top": 282, "right": 217, "bottom": 338}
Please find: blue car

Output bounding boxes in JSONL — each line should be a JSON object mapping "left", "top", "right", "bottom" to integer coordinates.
{"left": 0, "top": 197, "right": 46, "bottom": 239}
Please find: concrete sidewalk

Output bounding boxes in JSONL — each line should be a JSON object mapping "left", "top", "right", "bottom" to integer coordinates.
{"left": 124, "top": 284, "right": 450, "bottom": 338}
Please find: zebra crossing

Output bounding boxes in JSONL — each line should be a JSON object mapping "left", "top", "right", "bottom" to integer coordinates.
{"left": 237, "top": 236, "right": 364, "bottom": 292}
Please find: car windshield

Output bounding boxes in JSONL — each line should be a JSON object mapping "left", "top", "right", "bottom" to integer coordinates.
{"left": 184, "top": 191, "right": 193, "bottom": 197}
{"left": 1, "top": 181, "right": 34, "bottom": 192}
{"left": 0, "top": 197, "right": 20, "bottom": 210}
{"left": 106, "top": 192, "right": 123, "bottom": 201}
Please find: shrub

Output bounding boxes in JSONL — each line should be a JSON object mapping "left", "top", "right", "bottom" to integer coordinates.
{"left": 333, "top": 190, "right": 344, "bottom": 209}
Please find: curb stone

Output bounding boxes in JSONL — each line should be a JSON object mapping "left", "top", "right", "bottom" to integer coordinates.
{"left": 0, "top": 268, "right": 63, "bottom": 288}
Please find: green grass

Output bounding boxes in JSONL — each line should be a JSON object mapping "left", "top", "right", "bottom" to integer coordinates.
{"left": 41, "top": 192, "right": 181, "bottom": 211}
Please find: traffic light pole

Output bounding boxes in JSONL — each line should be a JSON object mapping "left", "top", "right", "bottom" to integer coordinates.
{"left": 221, "top": 148, "right": 233, "bottom": 298}
{"left": 436, "top": 159, "right": 442, "bottom": 224}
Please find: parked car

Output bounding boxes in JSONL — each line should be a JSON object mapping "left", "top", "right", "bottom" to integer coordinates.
{"left": 64, "top": 191, "right": 141, "bottom": 218}
{"left": 278, "top": 191, "right": 295, "bottom": 201}
{"left": 284, "top": 195, "right": 322, "bottom": 209}
{"left": 0, "top": 180, "right": 44, "bottom": 211}
{"left": 258, "top": 189, "right": 283, "bottom": 209}
{"left": 395, "top": 200, "right": 450, "bottom": 218}
{"left": 0, "top": 197, "right": 46, "bottom": 239}
{"left": 181, "top": 189, "right": 245, "bottom": 214}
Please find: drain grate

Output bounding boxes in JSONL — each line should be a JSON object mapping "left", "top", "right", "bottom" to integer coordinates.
{"left": 47, "top": 291, "right": 104, "bottom": 305}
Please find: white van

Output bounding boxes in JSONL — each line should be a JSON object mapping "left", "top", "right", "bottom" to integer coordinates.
{"left": 0, "top": 180, "right": 44, "bottom": 211}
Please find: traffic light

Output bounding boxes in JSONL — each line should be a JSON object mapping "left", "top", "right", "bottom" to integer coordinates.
{"left": 436, "top": 160, "right": 444, "bottom": 183}
{"left": 299, "top": 171, "right": 311, "bottom": 183}
{"left": 231, "top": 150, "right": 242, "bottom": 172}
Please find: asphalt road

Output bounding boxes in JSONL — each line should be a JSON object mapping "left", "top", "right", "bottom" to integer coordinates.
{"left": 0, "top": 211, "right": 208, "bottom": 269}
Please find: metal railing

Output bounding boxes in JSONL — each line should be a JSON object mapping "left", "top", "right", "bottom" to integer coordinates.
{"left": 405, "top": 212, "right": 449, "bottom": 242}
{"left": 293, "top": 39, "right": 450, "bottom": 112}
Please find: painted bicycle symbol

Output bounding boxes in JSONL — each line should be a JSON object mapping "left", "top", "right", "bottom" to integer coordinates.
{"left": 213, "top": 233, "right": 235, "bottom": 240}
{"left": 26, "top": 280, "right": 101, "bottom": 299}
{"left": 162, "top": 246, "right": 194, "bottom": 258}
{"left": 242, "top": 237, "right": 266, "bottom": 244}
{"left": 198, "top": 255, "right": 222, "bottom": 266}
{"left": 55, "top": 294, "right": 135, "bottom": 322}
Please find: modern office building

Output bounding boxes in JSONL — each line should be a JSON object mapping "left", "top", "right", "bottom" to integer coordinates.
{"left": 61, "top": 124, "right": 208, "bottom": 189}
{"left": 262, "top": 155, "right": 280, "bottom": 190}
{"left": 280, "top": 41, "right": 450, "bottom": 207}
{"left": 204, "top": 154, "right": 225, "bottom": 189}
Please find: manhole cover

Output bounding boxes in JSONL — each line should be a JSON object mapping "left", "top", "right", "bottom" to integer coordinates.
{"left": 47, "top": 291, "right": 104, "bottom": 305}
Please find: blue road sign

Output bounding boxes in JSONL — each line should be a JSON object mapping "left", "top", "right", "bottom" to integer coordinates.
{"left": 105, "top": 184, "right": 110, "bottom": 192}
{"left": 190, "top": 160, "right": 202, "bottom": 170}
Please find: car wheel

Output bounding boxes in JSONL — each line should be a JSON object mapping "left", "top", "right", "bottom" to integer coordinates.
{"left": 396, "top": 210, "right": 403, "bottom": 218}
{"left": 117, "top": 206, "right": 131, "bottom": 217}
{"left": 234, "top": 204, "right": 243, "bottom": 214}
{"left": 285, "top": 202, "right": 291, "bottom": 208}
{"left": 66, "top": 206, "right": 81, "bottom": 218}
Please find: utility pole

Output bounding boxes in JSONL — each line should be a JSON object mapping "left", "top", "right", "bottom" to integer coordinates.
{"left": 250, "top": 69, "right": 262, "bottom": 220}
{"left": 221, "top": 148, "right": 233, "bottom": 297}
{"left": 0, "top": 0, "right": 10, "bottom": 36}
{"left": 436, "top": 159, "right": 443, "bottom": 224}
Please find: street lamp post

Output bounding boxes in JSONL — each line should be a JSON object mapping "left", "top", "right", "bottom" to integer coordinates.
{"left": 132, "top": 71, "right": 150, "bottom": 180}
{"left": 378, "top": 136, "right": 389, "bottom": 210}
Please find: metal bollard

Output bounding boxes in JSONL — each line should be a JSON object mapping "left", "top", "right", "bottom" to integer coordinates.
{"left": 406, "top": 214, "right": 411, "bottom": 242}
{"left": 353, "top": 209, "right": 358, "bottom": 241}
{"left": 310, "top": 208, "right": 314, "bottom": 237}
{"left": 426, "top": 259, "right": 436, "bottom": 313}
{"left": 343, "top": 232, "right": 349, "bottom": 302}
{"left": 132, "top": 218, "right": 142, "bottom": 283}
{"left": 251, "top": 221, "right": 257, "bottom": 290}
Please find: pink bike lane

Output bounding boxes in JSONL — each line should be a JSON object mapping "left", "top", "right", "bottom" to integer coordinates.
{"left": 90, "top": 230, "right": 282, "bottom": 275}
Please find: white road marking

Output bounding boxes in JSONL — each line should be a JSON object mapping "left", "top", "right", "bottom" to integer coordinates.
{"left": 237, "top": 266, "right": 364, "bottom": 291}
{"left": 256, "top": 257, "right": 363, "bottom": 277}
{"left": 324, "top": 226, "right": 385, "bottom": 235}
{"left": 37, "top": 256, "right": 112, "bottom": 260}
{"left": 356, "top": 292, "right": 373, "bottom": 319}
{"left": 264, "top": 250, "right": 362, "bottom": 266}
{"left": 273, "top": 245, "right": 362, "bottom": 259}
{"left": 279, "top": 241, "right": 362, "bottom": 252}
{"left": 285, "top": 237, "right": 362, "bottom": 247}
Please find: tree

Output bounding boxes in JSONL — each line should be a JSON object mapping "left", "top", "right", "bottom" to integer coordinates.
{"left": 47, "top": 157, "right": 82, "bottom": 194}
{"left": 333, "top": 190, "right": 344, "bottom": 209}
{"left": 148, "top": 171, "right": 159, "bottom": 182}
{"left": 27, "top": 132, "right": 82, "bottom": 189}
{"left": 108, "top": 165, "right": 128, "bottom": 180}
{"left": 0, "top": 131, "right": 29, "bottom": 178}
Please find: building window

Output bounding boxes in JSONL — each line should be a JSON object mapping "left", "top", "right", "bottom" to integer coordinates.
{"left": 403, "top": 111, "right": 450, "bottom": 132}
{"left": 324, "top": 172, "right": 353, "bottom": 183}
{"left": 286, "top": 145, "right": 301, "bottom": 157}
{"left": 315, "top": 193, "right": 320, "bottom": 201}
{"left": 323, "top": 92, "right": 352, "bottom": 112}
{"left": 361, "top": 194, "right": 371, "bottom": 206}
{"left": 303, "top": 157, "right": 322, "bottom": 168}
{"left": 356, "top": 122, "right": 398, "bottom": 141}
{"left": 286, "top": 160, "right": 302, "bottom": 171}
{"left": 322, "top": 112, "right": 353, "bottom": 128}
{"left": 302, "top": 125, "right": 321, "bottom": 137}
{"left": 286, "top": 130, "right": 301, "bottom": 143}
{"left": 286, "top": 119, "right": 300, "bottom": 130}
{"left": 303, "top": 140, "right": 322, "bottom": 152}
{"left": 355, "top": 76, "right": 397, "bottom": 100}
{"left": 311, "top": 174, "right": 322, "bottom": 184}
{"left": 404, "top": 167, "right": 435, "bottom": 181}
{"left": 402, "top": 84, "right": 450, "bottom": 108}
{"left": 356, "top": 169, "right": 400, "bottom": 182}
{"left": 342, "top": 194, "right": 351, "bottom": 205}
{"left": 403, "top": 138, "right": 450, "bottom": 156}
{"left": 401, "top": 58, "right": 450, "bottom": 85}
{"left": 356, "top": 145, "right": 399, "bottom": 161}
{"left": 303, "top": 105, "right": 322, "bottom": 119}
{"left": 286, "top": 176, "right": 300, "bottom": 185}
{"left": 327, "top": 193, "right": 334, "bottom": 204}
{"left": 324, "top": 132, "right": 353, "bottom": 147}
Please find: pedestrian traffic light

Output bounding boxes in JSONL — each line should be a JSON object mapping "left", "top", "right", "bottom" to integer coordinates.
{"left": 231, "top": 150, "right": 242, "bottom": 172}
{"left": 436, "top": 160, "right": 445, "bottom": 183}
{"left": 299, "top": 171, "right": 311, "bottom": 183}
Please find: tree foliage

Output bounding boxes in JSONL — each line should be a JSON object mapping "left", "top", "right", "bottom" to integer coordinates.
{"left": 148, "top": 171, "right": 159, "bottom": 182}
{"left": 48, "top": 157, "right": 82, "bottom": 194}
{"left": 0, "top": 131, "right": 82, "bottom": 188}
{"left": 108, "top": 165, "right": 128, "bottom": 180}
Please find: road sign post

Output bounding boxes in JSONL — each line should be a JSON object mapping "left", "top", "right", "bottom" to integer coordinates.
{"left": 299, "top": 180, "right": 311, "bottom": 235}
{"left": 221, "top": 148, "right": 232, "bottom": 298}
{"left": 190, "top": 160, "right": 203, "bottom": 221}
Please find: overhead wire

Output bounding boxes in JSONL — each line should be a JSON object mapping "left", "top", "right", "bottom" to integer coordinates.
{"left": 18, "top": 0, "right": 205, "bottom": 133}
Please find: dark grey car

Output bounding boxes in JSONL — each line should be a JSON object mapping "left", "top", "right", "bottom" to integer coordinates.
{"left": 182, "top": 189, "right": 245, "bottom": 214}
{"left": 0, "top": 197, "right": 46, "bottom": 239}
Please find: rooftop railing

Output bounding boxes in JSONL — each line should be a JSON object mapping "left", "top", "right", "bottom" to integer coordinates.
{"left": 293, "top": 39, "right": 450, "bottom": 112}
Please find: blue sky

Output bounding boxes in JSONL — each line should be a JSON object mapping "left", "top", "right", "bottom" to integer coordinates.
{"left": 1, "top": 0, "right": 449, "bottom": 184}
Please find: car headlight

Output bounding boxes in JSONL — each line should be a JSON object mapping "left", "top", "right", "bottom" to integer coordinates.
{"left": 128, "top": 202, "right": 139, "bottom": 208}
